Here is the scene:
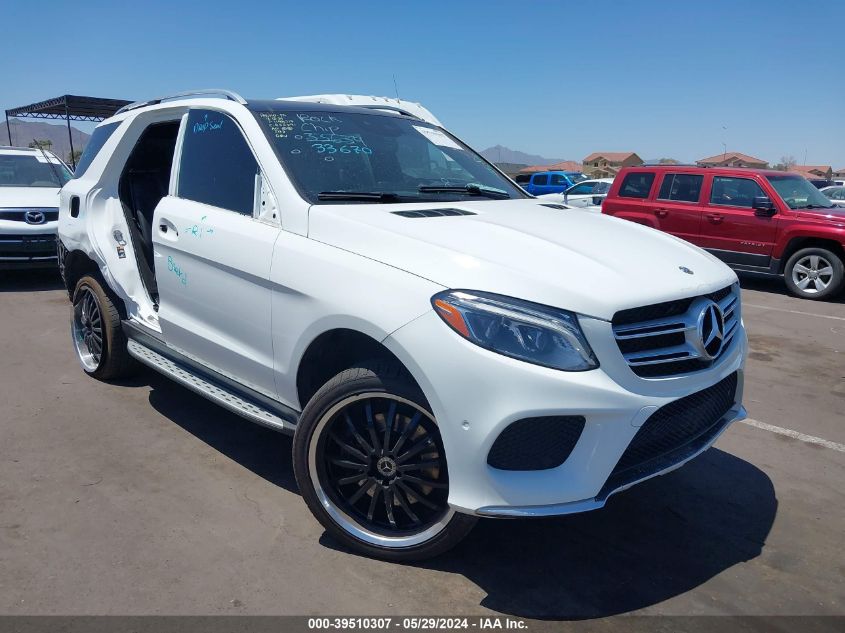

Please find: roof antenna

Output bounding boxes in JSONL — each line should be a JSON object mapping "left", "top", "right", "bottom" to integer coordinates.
{"left": 393, "top": 74, "right": 401, "bottom": 102}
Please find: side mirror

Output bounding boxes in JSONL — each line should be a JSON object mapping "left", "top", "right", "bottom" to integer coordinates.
{"left": 752, "top": 196, "right": 776, "bottom": 216}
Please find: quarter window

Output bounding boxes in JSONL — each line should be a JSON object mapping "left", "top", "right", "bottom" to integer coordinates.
{"left": 710, "top": 176, "right": 765, "bottom": 208}
{"left": 657, "top": 173, "right": 704, "bottom": 202}
{"left": 618, "top": 172, "right": 655, "bottom": 199}
{"left": 177, "top": 110, "right": 259, "bottom": 215}
{"left": 532, "top": 174, "right": 549, "bottom": 186}
{"left": 72, "top": 121, "right": 121, "bottom": 178}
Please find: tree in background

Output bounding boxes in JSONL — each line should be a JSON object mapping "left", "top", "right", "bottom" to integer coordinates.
{"left": 28, "top": 139, "right": 53, "bottom": 151}
{"left": 773, "top": 155, "right": 797, "bottom": 171}
{"left": 67, "top": 149, "right": 83, "bottom": 165}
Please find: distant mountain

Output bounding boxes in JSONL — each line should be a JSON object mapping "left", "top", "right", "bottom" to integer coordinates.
{"left": 4, "top": 118, "right": 91, "bottom": 163}
{"left": 480, "top": 145, "right": 567, "bottom": 167}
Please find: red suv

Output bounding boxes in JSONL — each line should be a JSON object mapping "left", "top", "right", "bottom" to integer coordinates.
{"left": 603, "top": 165, "right": 845, "bottom": 300}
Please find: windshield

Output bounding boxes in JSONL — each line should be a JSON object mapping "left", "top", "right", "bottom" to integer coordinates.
{"left": 254, "top": 110, "right": 526, "bottom": 203}
{"left": 569, "top": 173, "right": 587, "bottom": 183}
{"left": 766, "top": 175, "right": 835, "bottom": 210}
{"left": 0, "top": 154, "right": 71, "bottom": 187}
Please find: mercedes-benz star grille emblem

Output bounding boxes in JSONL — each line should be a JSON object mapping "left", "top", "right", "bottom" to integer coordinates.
{"left": 24, "top": 210, "right": 46, "bottom": 225}
{"left": 697, "top": 301, "right": 726, "bottom": 360}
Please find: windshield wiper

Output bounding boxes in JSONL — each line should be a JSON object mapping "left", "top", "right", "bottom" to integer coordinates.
{"left": 418, "top": 183, "right": 510, "bottom": 199}
{"left": 317, "top": 191, "right": 402, "bottom": 203}
{"left": 799, "top": 204, "right": 834, "bottom": 210}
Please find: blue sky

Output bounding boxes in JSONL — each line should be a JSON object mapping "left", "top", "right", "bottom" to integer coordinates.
{"left": 3, "top": 0, "right": 842, "bottom": 167}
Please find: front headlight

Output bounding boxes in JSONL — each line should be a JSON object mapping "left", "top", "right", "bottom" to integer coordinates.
{"left": 431, "top": 290, "right": 598, "bottom": 372}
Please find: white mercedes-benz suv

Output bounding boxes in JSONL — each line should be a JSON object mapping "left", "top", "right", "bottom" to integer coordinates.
{"left": 1, "top": 146, "right": 71, "bottom": 269}
{"left": 58, "top": 90, "right": 747, "bottom": 560}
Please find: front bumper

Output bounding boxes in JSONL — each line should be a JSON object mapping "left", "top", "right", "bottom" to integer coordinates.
{"left": 0, "top": 222, "right": 58, "bottom": 268}
{"left": 383, "top": 310, "right": 747, "bottom": 516}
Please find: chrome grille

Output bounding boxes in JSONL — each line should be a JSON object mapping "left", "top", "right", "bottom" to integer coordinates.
{"left": 612, "top": 284, "right": 740, "bottom": 378}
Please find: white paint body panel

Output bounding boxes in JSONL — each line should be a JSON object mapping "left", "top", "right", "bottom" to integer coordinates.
{"left": 58, "top": 93, "right": 747, "bottom": 516}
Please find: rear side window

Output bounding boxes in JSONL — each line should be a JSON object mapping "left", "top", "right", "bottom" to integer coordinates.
{"left": 532, "top": 174, "right": 549, "bottom": 185}
{"left": 710, "top": 176, "right": 765, "bottom": 208}
{"left": 515, "top": 174, "right": 531, "bottom": 184}
{"left": 72, "top": 121, "right": 121, "bottom": 178}
{"left": 618, "top": 172, "right": 655, "bottom": 198}
{"left": 657, "top": 173, "right": 704, "bottom": 202}
{"left": 177, "top": 109, "right": 259, "bottom": 215}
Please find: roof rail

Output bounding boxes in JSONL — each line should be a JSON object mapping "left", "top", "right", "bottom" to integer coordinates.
{"left": 115, "top": 89, "right": 247, "bottom": 115}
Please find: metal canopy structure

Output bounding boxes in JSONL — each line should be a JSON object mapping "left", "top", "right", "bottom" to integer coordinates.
{"left": 5, "top": 95, "right": 131, "bottom": 168}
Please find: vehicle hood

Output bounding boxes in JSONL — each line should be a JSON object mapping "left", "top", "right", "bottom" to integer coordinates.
{"left": 796, "top": 207, "right": 845, "bottom": 226}
{"left": 0, "top": 187, "right": 61, "bottom": 208}
{"left": 308, "top": 199, "right": 737, "bottom": 321}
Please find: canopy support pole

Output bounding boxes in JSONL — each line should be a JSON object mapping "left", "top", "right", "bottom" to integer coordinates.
{"left": 64, "top": 102, "right": 76, "bottom": 168}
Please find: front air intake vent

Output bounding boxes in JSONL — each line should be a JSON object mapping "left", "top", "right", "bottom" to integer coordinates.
{"left": 392, "top": 208, "right": 476, "bottom": 218}
{"left": 538, "top": 203, "right": 567, "bottom": 210}
{"left": 487, "top": 416, "right": 586, "bottom": 471}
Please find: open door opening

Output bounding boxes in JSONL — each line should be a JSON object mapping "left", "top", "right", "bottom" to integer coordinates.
{"left": 118, "top": 121, "right": 180, "bottom": 306}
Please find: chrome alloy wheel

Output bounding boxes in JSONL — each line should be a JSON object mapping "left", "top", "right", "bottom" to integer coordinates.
{"left": 792, "top": 254, "right": 834, "bottom": 294}
{"left": 308, "top": 393, "right": 454, "bottom": 548}
{"left": 72, "top": 287, "right": 104, "bottom": 372}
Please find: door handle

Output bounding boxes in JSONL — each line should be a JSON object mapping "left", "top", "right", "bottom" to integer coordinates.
{"left": 158, "top": 218, "right": 178, "bottom": 237}
{"left": 706, "top": 213, "right": 724, "bottom": 224}
{"left": 654, "top": 209, "right": 668, "bottom": 218}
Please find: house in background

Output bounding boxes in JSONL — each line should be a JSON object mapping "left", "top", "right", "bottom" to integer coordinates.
{"left": 582, "top": 152, "right": 643, "bottom": 178}
{"left": 833, "top": 168, "right": 845, "bottom": 179}
{"left": 792, "top": 165, "right": 833, "bottom": 181}
{"left": 518, "top": 160, "right": 584, "bottom": 175}
{"left": 696, "top": 151, "right": 769, "bottom": 168}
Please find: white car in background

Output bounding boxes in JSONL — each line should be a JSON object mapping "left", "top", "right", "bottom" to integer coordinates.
{"left": 537, "top": 178, "right": 614, "bottom": 210}
{"left": 58, "top": 90, "right": 746, "bottom": 560}
{"left": 820, "top": 186, "right": 845, "bottom": 207}
{"left": 0, "top": 146, "right": 71, "bottom": 269}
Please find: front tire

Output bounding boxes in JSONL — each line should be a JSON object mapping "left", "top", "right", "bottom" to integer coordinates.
{"left": 71, "top": 274, "right": 137, "bottom": 380}
{"left": 784, "top": 247, "right": 845, "bottom": 300}
{"left": 293, "top": 361, "right": 476, "bottom": 561}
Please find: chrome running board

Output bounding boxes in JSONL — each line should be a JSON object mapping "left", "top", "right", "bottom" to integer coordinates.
{"left": 126, "top": 338, "right": 297, "bottom": 434}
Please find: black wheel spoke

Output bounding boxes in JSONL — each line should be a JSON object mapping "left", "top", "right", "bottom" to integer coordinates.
{"left": 348, "top": 478, "right": 376, "bottom": 505}
{"left": 337, "top": 472, "right": 369, "bottom": 486}
{"left": 383, "top": 401, "right": 396, "bottom": 452}
{"left": 383, "top": 487, "right": 397, "bottom": 527}
{"left": 365, "top": 402, "right": 382, "bottom": 454}
{"left": 403, "top": 475, "right": 447, "bottom": 490}
{"left": 393, "top": 486, "right": 421, "bottom": 525}
{"left": 396, "top": 480, "right": 439, "bottom": 510}
{"left": 397, "top": 437, "right": 435, "bottom": 464}
{"left": 329, "top": 458, "right": 367, "bottom": 471}
{"left": 367, "top": 486, "right": 382, "bottom": 521}
{"left": 397, "top": 461, "right": 440, "bottom": 473}
{"left": 329, "top": 432, "right": 369, "bottom": 463}
{"left": 344, "top": 412, "right": 374, "bottom": 455}
{"left": 391, "top": 411, "right": 421, "bottom": 455}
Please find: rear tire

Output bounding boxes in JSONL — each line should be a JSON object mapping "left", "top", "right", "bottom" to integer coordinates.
{"left": 783, "top": 247, "right": 844, "bottom": 300}
{"left": 293, "top": 360, "right": 476, "bottom": 561}
{"left": 71, "top": 274, "right": 138, "bottom": 380}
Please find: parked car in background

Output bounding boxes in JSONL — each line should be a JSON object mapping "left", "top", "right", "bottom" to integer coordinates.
{"left": 537, "top": 178, "right": 613, "bottom": 208}
{"left": 0, "top": 145, "right": 72, "bottom": 269}
{"left": 603, "top": 165, "right": 845, "bottom": 300}
{"left": 821, "top": 186, "right": 845, "bottom": 207}
{"left": 808, "top": 179, "right": 835, "bottom": 189}
{"left": 516, "top": 170, "right": 586, "bottom": 196}
{"left": 58, "top": 90, "right": 746, "bottom": 560}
